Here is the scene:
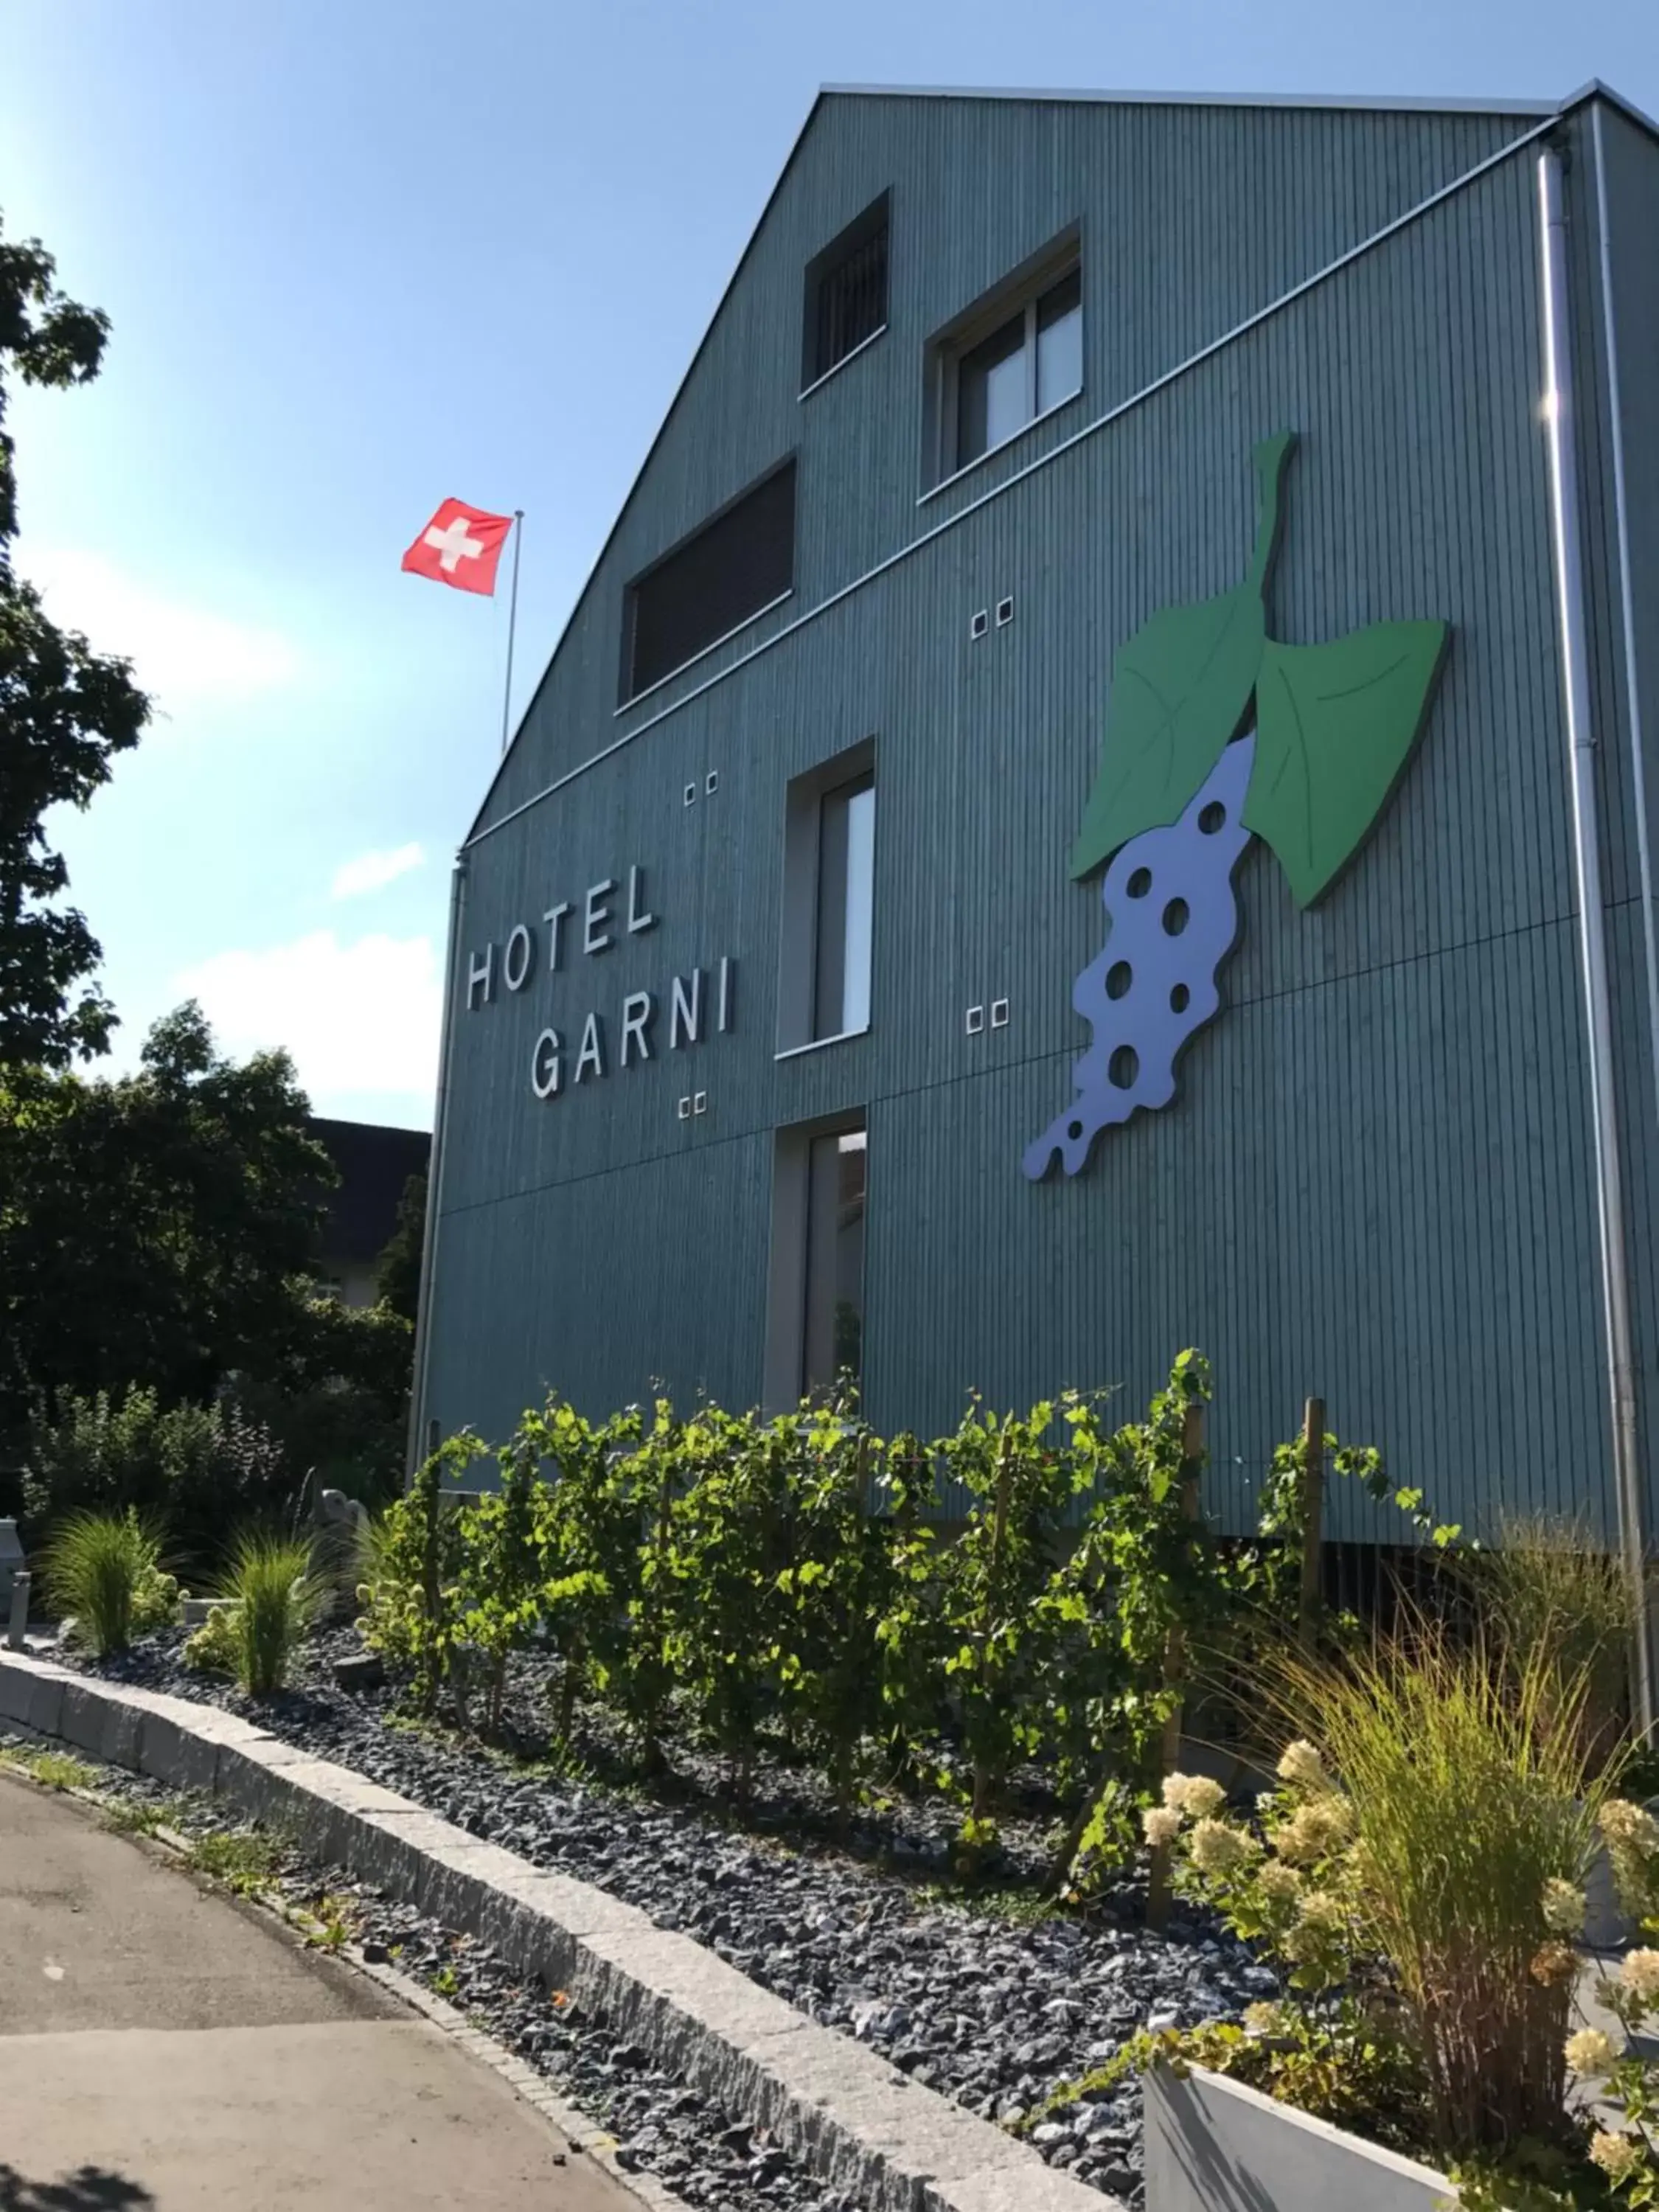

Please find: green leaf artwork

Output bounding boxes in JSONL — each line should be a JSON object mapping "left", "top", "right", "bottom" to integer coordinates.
{"left": 1031, "top": 431, "right": 1453, "bottom": 1176}
{"left": 1068, "top": 431, "right": 1449, "bottom": 902}
{"left": 1245, "top": 622, "right": 1449, "bottom": 907}
{"left": 1070, "top": 432, "right": 1293, "bottom": 881}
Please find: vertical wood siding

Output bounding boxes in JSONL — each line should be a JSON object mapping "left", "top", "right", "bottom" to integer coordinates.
{"left": 422, "top": 92, "right": 1659, "bottom": 1542}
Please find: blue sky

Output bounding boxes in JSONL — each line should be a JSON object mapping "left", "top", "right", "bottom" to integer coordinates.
{"left": 4, "top": 0, "right": 1655, "bottom": 1129}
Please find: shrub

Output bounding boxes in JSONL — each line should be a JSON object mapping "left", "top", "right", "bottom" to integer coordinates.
{"left": 774, "top": 1397, "right": 925, "bottom": 1831}
{"left": 224, "top": 1532, "right": 321, "bottom": 1694}
{"left": 657, "top": 1404, "right": 793, "bottom": 1800}
{"left": 1153, "top": 1629, "right": 1608, "bottom": 2167}
{"left": 24, "top": 1387, "right": 293, "bottom": 1578}
{"left": 357, "top": 1433, "right": 479, "bottom": 1710}
{"left": 41, "top": 1509, "right": 172, "bottom": 1655}
{"left": 181, "top": 1603, "right": 241, "bottom": 1675}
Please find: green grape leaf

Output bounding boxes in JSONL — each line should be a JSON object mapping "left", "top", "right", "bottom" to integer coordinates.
{"left": 1244, "top": 620, "right": 1450, "bottom": 908}
{"left": 1068, "top": 587, "right": 1266, "bottom": 879}
{"left": 1070, "top": 432, "right": 1294, "bottom": 880}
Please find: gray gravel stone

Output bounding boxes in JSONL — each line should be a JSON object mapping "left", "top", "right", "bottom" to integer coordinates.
{"left": 69, "top": 1628, "right": 1266, "bottom": 2204}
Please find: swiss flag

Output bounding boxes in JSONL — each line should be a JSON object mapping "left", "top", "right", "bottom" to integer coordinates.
{"left": 401, "top": 498, "right": 514, "bottom": 596}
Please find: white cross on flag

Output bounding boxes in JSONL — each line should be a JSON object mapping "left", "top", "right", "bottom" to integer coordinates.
{"left": 401, "top": 498, "right": 514, "bottom": 596}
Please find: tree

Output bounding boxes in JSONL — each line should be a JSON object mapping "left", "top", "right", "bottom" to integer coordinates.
{"left": 0, "top": 1002, "right": 336, "bottom": 1436}
{"left": 375, "top": 1172, "right": 426, "bottom": 1322}
{"left": 1, "top": 212, "right": 150, "bottom": 1070}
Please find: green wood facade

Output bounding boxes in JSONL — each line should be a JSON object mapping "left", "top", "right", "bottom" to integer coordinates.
{"left": 419, "top": 85, "right": 1659, "bottom": 1541}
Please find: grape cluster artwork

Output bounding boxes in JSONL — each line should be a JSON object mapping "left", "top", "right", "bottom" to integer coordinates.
{"left": 1023, "top": 431, "right": 1450, "bottom": 1181}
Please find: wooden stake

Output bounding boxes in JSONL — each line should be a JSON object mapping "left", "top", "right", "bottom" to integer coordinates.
{"left": 1147, "top": 1399, "right": 1205, "bottom": 1930}
{"left": 1298, "top": 1397, "right": 1326, "bottom": 1652}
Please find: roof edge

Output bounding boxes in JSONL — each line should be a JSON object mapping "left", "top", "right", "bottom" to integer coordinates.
{"left": 466, "top": 91, "right": 832, "bottom": 841}
{"left": 816, "top": 82, "right": 1562, "bottom": 117}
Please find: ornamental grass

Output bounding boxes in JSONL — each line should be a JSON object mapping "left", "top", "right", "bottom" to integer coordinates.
{"left": 223, "top": 1531, "right": 322, "bottom": 1695}
{"left": 1156, "top": 1629, "right": 1612, "bottom": 2167}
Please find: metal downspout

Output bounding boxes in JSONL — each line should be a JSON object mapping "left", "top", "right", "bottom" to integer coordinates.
{"left": 406, "top": 852, "right": 468, "bottom": 1483}
{"left": 1537, "top": 142, "right": 1656, "bottom": 1736}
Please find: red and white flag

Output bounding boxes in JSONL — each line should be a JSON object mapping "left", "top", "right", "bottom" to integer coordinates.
{"left": 401, "top": 498, "right": 514, "bottom": 596}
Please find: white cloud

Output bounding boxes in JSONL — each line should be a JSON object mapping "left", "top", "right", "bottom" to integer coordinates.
{"left": 21, "top": 546, "right": 301, "bottom": 709}
{"left": 331, "top": 842, "right": 425, "bottom": 900}
{"left": 173, "top": 930, "right": 441, "bottom": 1111}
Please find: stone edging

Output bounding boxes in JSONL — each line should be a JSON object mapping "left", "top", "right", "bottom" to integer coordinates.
{"left": 0, "top": 1650, "right": 1118, "bottom": 2212}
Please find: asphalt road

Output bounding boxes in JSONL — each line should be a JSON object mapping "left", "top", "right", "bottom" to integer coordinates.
{"left": 0, "top": 1769, "right": 646, "bottom": 2211}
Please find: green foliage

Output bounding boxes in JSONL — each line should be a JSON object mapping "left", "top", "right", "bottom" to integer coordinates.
{"left": 0, "top": 1004, "right": 341, "bottom": 1462}
{"left": 22, "top": 1385, "right": 293, "bottom": 1578}
{"left": 375, "top": 1172, "right": 426, "bottom": 1322}
{"left": 656, "top": 1402, "right": 793, "bottom": 1798}
{"left": 357, "top": 1433, "right": 480, "bottom": 1710}
{"left": 40, "top": 1508, "right": 172, "bottom": 1654}
{"left": 181, "top": 1603, "right": 242, "bottom": 1677}
{"left": 1055, "top": 2008, "right": 1432, "bottom": 2157}
{"left": 1158, "top": 1630, "right": 1609, "bottom": 2166}
{"left": 223, "top": 1532, "right": 321, "bottom": 1695}
{"left": 356, "top": 1359, "right": 1413, "bottom": 1907}
{"left": 924, "top": 1393, "right": 1096, "bottom": 1851}
{"left": 0, "top": 1742, "right": 98, "bottom": 1792}
{"left": 1466, "top": 1514, "right": 1633, "bottom": 1771}
{"left": 0, "top": 212, "right": 148, "bottom": 1077}
{"left": 772, "top": 1396, "right": 923, "bottom": 1827}
{"left": 187, "top": 1826, "right": 283, "bottom": 1896}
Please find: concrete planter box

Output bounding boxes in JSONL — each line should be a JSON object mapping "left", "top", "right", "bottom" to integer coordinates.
{"left": 1145, "top": 2062, "right": 1455, "bottom": 2212}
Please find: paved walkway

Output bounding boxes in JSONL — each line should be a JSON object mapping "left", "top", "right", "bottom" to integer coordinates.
{"left": 0, "top": 1771, "right": 644, "bottom": 2211}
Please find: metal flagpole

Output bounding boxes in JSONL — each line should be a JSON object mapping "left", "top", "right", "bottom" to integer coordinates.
{"left": 500, "top": 509, "right": 524, "bottom": 755}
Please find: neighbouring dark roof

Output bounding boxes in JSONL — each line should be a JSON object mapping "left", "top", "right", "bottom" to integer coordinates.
{"left": 309, "top": 1118, "right": 431, "bottom": 1266}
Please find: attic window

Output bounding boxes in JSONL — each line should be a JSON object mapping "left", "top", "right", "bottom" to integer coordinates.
{"left": 621, "top": 459, "right": 796, "bottom": 702}
{"left": 928, "top": 233, "right": 1082, "bottom": 484}
{"left": 802, "top": 193, "right": 889, "bottom": 392}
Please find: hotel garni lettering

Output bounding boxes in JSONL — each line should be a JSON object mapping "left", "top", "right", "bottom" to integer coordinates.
{"left": 464, "top": 863, "right": 736, "bottom": 1099}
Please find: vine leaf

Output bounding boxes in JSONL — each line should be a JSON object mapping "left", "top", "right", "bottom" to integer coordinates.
{"left": 1243, "top": 620, "right": 1450, "bottom": 907}
{"left": 1070, "top": 433, "right": 1294, "bottom": 881}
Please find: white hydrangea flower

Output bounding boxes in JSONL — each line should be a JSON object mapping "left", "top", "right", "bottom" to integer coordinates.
{"left": 1169, "top": 1774, "right": 1227, "bottom": 1820}
{"left": 1590, "top": 2131, "right": 1643, "bottom": 2183}
{"left": 1142, "top": 1806, "right": 1182, "bottom": 1848}
{"left": 1187, "top": 1818, "right": 1259, "bottom": 1877}
{"left": 1600, "top": 1800, "right": 1659, "bottom": 1856}
{"left": 1276, "top": 1739, "right": 1326, "bottom": 1791}
{"left": 1565, "top": 2027, "right": 1618, "bottom": 2076}
{"left": 1541, "top": 1878, "right": 1586, "bottom": 1936}
{"left": 1621, "top": 1948, "right": 1659, "bottom": 2003}
{"left": 1256, "top": 1859, "right": 1303, "bottom": 1906}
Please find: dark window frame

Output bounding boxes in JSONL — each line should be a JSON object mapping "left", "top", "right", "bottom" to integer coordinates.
{"left": 801, "top": 192, "right": 891, "bottom": 395}
{"left": 925, "top": 229, "right": 1083, "bottom": 487}
{"left": 776, "top": 737, "right": 877, "bottom": 1057}
{"left": 619, "top": 456, "right": 797, "bottom": 705}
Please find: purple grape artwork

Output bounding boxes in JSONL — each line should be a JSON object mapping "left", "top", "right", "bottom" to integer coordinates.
{"left": 1023, "top": 734, "right": 1256, "bottom": 1180}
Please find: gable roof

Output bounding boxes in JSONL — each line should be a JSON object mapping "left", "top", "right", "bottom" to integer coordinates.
{"left": 463, "top": 75, "right": 1657, "bottom": 846}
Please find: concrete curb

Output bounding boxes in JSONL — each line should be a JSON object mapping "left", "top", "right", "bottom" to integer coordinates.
{"left": 0, "top": 1651, "right": 1117, "bottom": 2212}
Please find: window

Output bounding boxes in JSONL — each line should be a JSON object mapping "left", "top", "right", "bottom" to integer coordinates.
{"left": 804, "top": 1126, "right": 866, "bottom": 1393}
{"left": 621, "top": 459, "right": 796, "bottom": 701}
{"left": 765, "top": 1115, "right": 868, "bottom": 1407}
{"left": 931, "top": 244, "right": 1083, "bottom": 481}
{"left": 777, "top": 740, "right": 876, "bottom": 1054}
{"left": 802, "top": 194, "right": 889, "bottom": 390}
{"left": 813, "top": 775, "right": 874, "bottom": 1038}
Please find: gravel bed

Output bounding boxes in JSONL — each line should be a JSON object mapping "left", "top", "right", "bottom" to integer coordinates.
{"left": 63, "top": 1628, "right": 1273, "bottom": 2201}
{"left": 2, "top": 1731, "right": 842, "bottom": 2212}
